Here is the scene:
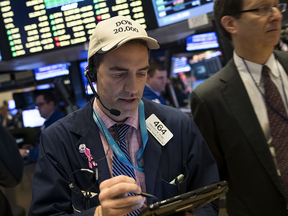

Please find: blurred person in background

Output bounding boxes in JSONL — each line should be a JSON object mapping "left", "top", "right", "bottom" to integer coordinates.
{"left": 19, "top": 91, "right": 63, "bottom": 162}
{"left": 0, "top": 100, "right": 12, "bottom": 128}
{"left": 0, "top": 124, "right": 23, "bottom": 216}
{"left": 142, "top": 60, "right": 168, "bottom": 105}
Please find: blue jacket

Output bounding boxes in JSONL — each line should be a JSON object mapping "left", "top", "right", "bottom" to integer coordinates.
{"left": 27, "top": 109, "right": 63, "bottom": 162}
{"left": 142, "top": 85, "right": 167, "bottom": 105}
{"left": 29, "top": 98, "right": 219, "bottom": 216}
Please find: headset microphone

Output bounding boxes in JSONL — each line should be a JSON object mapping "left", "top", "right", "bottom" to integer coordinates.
{"left": 84, "top": 69, "right": 121, "bottom": 117}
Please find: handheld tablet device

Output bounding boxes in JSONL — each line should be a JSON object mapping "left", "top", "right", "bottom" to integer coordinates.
{"left": 141, "top": 181, "right": 228, "bottom": 216}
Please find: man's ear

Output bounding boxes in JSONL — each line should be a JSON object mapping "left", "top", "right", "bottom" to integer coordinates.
{"left": 221, "top": 15, "right": 237, "bottom": 35}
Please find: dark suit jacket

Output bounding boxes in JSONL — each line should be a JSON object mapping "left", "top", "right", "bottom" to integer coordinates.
{"left": 191, "top": 50, "right": 288, "bottom": 216}
{"left": 29, "top": 98, "right": 219, "bottom": 216}
{"left": 0, "top": 124, "right": 24, "bottom": 216}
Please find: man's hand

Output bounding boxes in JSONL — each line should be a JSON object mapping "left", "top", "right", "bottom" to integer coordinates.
{"left": 19, "top": 144, "right": 33, "bottom": 158}
{"left": 94, "top": 175, "right": 145, "bottom": 216}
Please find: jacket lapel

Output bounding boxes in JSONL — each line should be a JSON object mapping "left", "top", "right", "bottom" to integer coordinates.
{"left": 70, "top": 99, "right": 111, "bottom": 183}
{"left": 219, "top": 60, "right": 285, "bottom": 195}
{"left": 142, "top": 99, "right": 164, "bottom": 203}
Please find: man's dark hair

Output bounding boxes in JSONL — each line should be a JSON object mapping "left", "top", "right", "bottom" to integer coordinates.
{"left": 36, "top": 91, "right": 56, "bottom": 104}
{"left": 148, "top": 60, "right": 166, "bottom": 77}
{"left": 214, "top": 0, "right": 243, "bottom": 40}
{"left": 92, "top": 39, "right": 149, "bottom": 72}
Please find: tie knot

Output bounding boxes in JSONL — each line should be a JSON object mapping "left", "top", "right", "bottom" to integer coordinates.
{"left": 112, "top": 124, "right": 130, "bottom": 142}
{"left": 262, "top": 65, "right": 271, "bottom": 78}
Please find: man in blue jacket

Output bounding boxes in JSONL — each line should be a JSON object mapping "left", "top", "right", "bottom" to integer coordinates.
{"left": 143, "top": 61, "right": 168, "bottom": 105}
{"left": 29, "top": 16, "right": 219, "bottom": 216}
{"left": 19, "top": 91, "right": 63, "bottom": 162}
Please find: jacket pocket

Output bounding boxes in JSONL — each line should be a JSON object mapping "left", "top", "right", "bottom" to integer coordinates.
{"left": 161, "top": 166, "right": 190, "bottom": 199}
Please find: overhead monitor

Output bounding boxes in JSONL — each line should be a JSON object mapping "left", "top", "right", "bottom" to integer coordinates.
{"left": 79, "top": 61, "right": 96, "bottom": 95}
{"left": 186, "top": 32, "right": 219, "bottom": 51}
{"left": 22, "top": 109, "right": 45, "bottom": 127}
{"left": 151, "top": 0, "right": 214, "bottom": 27}
{"left": 0, "top": 0, "right": 150, "bottom": 59}
{"left": 171, "top": 56, "right": 191, "bottom": 74}
{"left": 34, "top": 62, "right": 70, "bottom": 81}
{"left": 171, "top": 55, "right": 193, "bottom": 94}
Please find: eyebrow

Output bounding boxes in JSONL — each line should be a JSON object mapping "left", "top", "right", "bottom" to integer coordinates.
{"left": 109, "top": 65, "right": 150, "bottom": 71}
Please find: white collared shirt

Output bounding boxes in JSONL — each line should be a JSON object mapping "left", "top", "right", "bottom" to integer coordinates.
{"left": 234, "top": 52, "right": 288, "bottom": 175}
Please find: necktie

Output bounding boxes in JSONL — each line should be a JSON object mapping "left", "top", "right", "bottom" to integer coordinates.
{"left": 262, "top": 65, "right": 288, "bottom": 200}
{"left": 112, "top": 124, "right": 140, "bottom": 216}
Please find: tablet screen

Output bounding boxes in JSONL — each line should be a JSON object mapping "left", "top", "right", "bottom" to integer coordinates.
{"left": 141, "top": 181, "right": 228, "bottom": 216}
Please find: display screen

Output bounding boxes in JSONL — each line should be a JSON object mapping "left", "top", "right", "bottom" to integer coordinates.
{"left": 13, "top": 91, "right": 35, "bottom": 109}
{"left": 186, "top": 31, "right": 219, "bottom": 51}
{"left": 171, "top": 56, "right": 191, "bottom": 74}
{"left": 34, "top": 62, "right": 69, "bottom": 81}
{"left": 8, "top": 99, "right": 16, "bottom": 109}
{"left": 22, "top": 108, "right": 45, "bottom": 127}
{"left": 151, "top": 0, "right": 214, "bottom": 27}
{"left": 36, "top": 83, "right": 51, "bottom": 90}
{"left": 0, "top": 0, "right": 149, "bottom": 59}
{"left": 79, "top": 60, "right": 96, "bottom": 95}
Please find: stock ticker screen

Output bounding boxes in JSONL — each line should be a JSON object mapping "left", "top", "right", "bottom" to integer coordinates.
{"left": 0, "top": 0, "right": 148, "bottom": 59}
{"left": 151, "top": 0, "right": 214, "bottom": 27}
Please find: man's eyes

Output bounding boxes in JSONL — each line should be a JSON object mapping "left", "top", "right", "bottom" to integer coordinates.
{"left": 138, "top": 72, "right": 147, "bottom": 76}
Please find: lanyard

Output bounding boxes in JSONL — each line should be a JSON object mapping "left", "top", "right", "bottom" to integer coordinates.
{"left": 240, "top": 54, "right": 288, "bottom": 121}
{"left": 92, "top": 100, "right": 148, "bottom": 173}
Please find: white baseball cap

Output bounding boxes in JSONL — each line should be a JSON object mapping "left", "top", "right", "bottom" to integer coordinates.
{"left": 87, "top": 16, "right": 159, "bottom": 60}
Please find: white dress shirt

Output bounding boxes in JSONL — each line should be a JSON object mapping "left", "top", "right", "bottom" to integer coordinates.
{"left": 234, "top": 51, "right": 288, "bottom": 175}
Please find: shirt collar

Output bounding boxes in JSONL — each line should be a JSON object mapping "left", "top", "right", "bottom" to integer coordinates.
{"left": 93, "top": 98, "right": 139, "bottom": 130}
{"left": 234, "top": 51, "right": 279, "bottom": 84}
{"left": 146, "top": 84, "right": 161, "bottom": 97}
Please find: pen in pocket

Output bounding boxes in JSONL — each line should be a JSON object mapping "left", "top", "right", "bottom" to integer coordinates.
{"left": 170, "top": 174, "right": 184, "bottom": 185}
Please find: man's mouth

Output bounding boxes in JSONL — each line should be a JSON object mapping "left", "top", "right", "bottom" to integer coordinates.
{"left": 267, "top": 27, "right": 280, "bottom": 32}
{"left": 120, "top": 98, "right": 136, "bottom": 102}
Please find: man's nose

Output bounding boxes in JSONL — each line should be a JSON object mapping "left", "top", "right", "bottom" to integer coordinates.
{"left": 124, "top": 75, "right": 138, "bottom": 94}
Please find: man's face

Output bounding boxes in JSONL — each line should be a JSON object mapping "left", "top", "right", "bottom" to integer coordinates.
{"left": 36, "top": 95, "right": 55, "bottom": 119}
{"left": 147, "top": 69, "right": 167, "bottom": 93}
{"left": 96, "top": 42, "right": 149, "bottom": 122}
{"left": 234, "top": 0, "right": 282, "bottom": 51}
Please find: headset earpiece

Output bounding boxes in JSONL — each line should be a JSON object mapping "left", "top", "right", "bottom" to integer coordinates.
{"left": 84, "top": 58, "right": 97, "bottom": 82}
{"left": 84, "top": 67, "right": 97, "bottom": 82}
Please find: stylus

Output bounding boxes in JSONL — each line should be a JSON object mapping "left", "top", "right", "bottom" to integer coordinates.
{"left": 138, "top": 192, "right": 157, "bottom": 199}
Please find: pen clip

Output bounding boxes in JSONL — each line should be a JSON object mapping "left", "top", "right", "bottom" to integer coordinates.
{"left": 170, "top": 174, "right": 184, "bottom": 184}
{"left": 175, "top": 177, "right": 180, "bottom": 193}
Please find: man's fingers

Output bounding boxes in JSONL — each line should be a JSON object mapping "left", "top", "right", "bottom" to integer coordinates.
{"left": 99, "top": 182, "right": 141, "bottom": 200}
{"left": 98, "top": 175, "right": 144, "bottom": 216}
{"left": 100, "top": 175, "right": 135, "bottom": 189}
{"left": 100, "top": 195, "right": 145, "bottom": 216}
{"left": 102, "top": 195, "right": 144, "bottom": 210}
